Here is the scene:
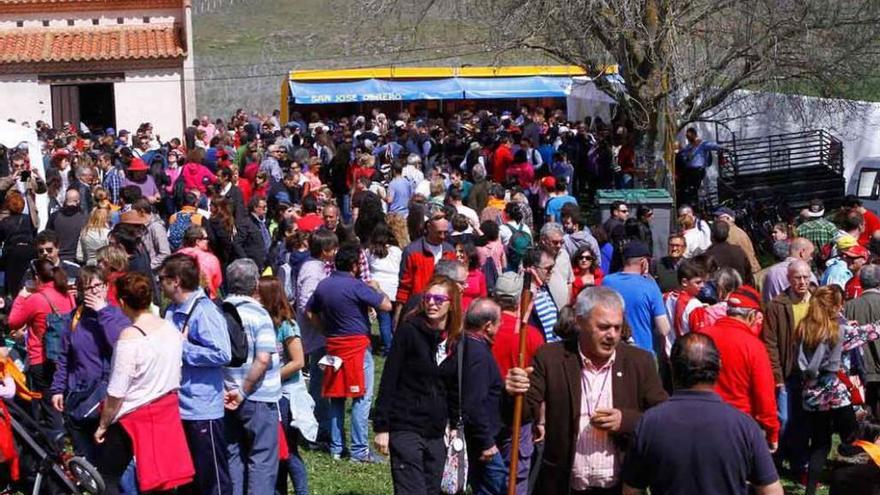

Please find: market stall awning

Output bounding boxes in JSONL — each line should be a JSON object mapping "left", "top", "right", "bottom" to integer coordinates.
{"left": 457, "top": 76, "right": 572, "bottom": 100}
{"left": 289, "top": 75, "right": 580, "bottom": 104}
{"left": 289, "top": 78, "right": 464, "bottom": 104}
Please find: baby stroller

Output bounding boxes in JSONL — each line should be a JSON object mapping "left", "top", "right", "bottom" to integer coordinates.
{"left": 4, "top": 397, "right": 104, "bottom": 494}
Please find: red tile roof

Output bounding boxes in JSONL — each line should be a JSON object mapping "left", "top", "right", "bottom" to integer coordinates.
{"left": 0, "top": 25, "right": 186, "bottom": 65}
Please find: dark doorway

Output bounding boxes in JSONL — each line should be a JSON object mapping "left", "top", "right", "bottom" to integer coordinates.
{"left": 78, "top": 83, "right": 116, "bottom": 133}
{"left": 51, "top": 82, "right": 116, "bottom": 133}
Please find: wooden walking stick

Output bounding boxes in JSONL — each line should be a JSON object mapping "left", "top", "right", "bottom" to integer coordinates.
{"left": 507, "top": 270, "right": 533, "bottom": 495}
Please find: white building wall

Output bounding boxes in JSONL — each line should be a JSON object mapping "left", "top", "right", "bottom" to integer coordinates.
{"left": 0, "top": 9, "right": 181, "bottom": 29}
{"left": 0, "top": 74, "right": 51, "bottom": 124}
{"left": 114, "top": 68, "right": 185, "bottom": 138}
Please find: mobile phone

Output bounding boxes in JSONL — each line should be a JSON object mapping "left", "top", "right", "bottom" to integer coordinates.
{"left": 19, "top": 170, "right": 30, "bottom": 182}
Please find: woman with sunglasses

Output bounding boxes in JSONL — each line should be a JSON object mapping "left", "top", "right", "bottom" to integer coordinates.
{"left": 569, "top": 245, "right": 604, "bottom": 304}
{"left": 373, "top": 276, "right": 462, "bottom": 493}
{"left": 49, "top": 266, "right": 129, "bottom": 463}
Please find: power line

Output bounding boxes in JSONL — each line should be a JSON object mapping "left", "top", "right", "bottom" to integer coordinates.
{"left": 92, "top": 46, "right": 504, "bottom": 85}
{"left": 194, "top": 39, "right": 489, "bottom": 70}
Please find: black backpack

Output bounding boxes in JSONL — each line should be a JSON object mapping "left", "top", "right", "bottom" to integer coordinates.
{"left": 181, "top": 297, "right": 249, "bottom": 367}
{"left": 220, "top": 300, "right": 250, "bottom": 368}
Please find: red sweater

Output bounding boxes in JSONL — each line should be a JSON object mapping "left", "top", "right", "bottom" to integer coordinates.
{"left": 323, "top": 335, "right": 371, "bottom": 398}
{"left": 492, "top": 312, "right": 544, "bottom": 379}
{"left": 696, "top": 317, "right": 779, "bottom": 444}
{"left": 119, "top": 392, "right": 194, "bottom": 492}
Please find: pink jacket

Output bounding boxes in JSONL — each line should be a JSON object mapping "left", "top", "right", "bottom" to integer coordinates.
{"left": 8, "top": 284, "right": 75, "bottom": 366}
{"left": 181, "top": 162, "right": 216, "bottom": 194}
{"left": 178, "top": 247, "right": 223, "bottom": 298}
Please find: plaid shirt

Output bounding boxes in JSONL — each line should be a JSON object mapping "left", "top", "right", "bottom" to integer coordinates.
{"left": 358, "top": 248, "right": 371, "bottom": 282}
{"left": 797, "top": 218, "right": 837, "bottom": 250}
{"left": 102, "top": 166, "right": 124, "bottom": 205}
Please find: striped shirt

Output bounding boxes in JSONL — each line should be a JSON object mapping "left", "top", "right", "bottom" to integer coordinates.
{"left": 571, "top": 350, "right": 618, "bottom": 490}
{"left": 222, "top": 295, "right": 281, "bottom": 403}
{"left": 532, "top": 286, "right": 560, "bottom": 343}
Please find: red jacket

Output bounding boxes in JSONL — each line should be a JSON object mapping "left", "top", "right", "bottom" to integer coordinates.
{"left": 492, "top": 144, "right": 513, "bottom": 184}
{"left": 395, "top": 238, "right": 456, "bottom": 304}
{"left": 8, "top": 283, "right": 75, "bottom": 366}
{"left": 696, "top": 317, "right": 779, "bottom": 444}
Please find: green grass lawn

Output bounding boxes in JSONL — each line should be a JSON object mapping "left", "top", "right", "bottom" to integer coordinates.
{"left": 298, "top": 349, "right": 393, "bottom": 494}
{"left": 292, "top": 329, "right": 834, "bottom": 494}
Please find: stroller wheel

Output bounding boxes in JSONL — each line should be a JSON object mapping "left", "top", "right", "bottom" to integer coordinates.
{"left": 66, "top": 457, "right": 104, "bottom": 495}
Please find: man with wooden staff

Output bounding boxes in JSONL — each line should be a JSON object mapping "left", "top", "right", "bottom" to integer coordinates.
{"left": 504, "top": 286, "right": 667, "bottom": 494}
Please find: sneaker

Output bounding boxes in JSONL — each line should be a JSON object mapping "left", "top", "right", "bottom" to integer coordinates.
{"left": 330, "top": 453, "right": 342, "bottom": 461}
{"left": 350, "top": 451, "right": 387, "bottom": 464}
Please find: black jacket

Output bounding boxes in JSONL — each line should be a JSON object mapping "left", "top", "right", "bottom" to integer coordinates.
{"left": 443, "top": 335, "right": 502, "bottom": 452}
{"left": 47, "top": 206, "right": 87, "bottom": 262}
{"left": 373, "top": 315, "right": 457, "bottom": 438}
{"left": 234, "top": 213, "right": 268, "bottom": 270}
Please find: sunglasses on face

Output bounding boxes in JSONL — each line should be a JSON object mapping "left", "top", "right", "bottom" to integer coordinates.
{"left": 579, "top": 256, "right": 594, "bottom": 261}
{"left": 424, "top": 293, "right": 450, "bottom": 306}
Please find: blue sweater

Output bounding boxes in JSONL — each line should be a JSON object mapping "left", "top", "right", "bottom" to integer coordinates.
{"left": 165, "top": 289, "right": 231, "bottom": 421}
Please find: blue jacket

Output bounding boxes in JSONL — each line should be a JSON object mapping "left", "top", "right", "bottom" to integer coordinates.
{"left": 449, "top": 335, "right": 503, "bottom": 451}
{"left": 165, "top": 289, "right": 231, "bottom": 420}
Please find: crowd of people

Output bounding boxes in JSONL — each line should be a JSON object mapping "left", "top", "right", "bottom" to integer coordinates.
{"left": 0, "top": 105, "right": 877, "bottom": 495}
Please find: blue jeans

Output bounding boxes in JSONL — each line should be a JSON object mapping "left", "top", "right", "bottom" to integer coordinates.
{"left": 328, "top": 350, "right": 374, "bottom": 458}
{"left": 499, "top": 423, "right": 533, "bottom": 495}
{"left": 377, "top": 310, "right": 394, "bottom": 356}
{"left": 468, "top": 450, "right": 507, "bottom": 495}
{"left": 308, "top": 347, "right": 330, "bottom": 442}
{"left": 777, "top": 374, "right": 810, "bottom": 473}
{"left": 225, "top": 401, "right": 279, "bottom": 495}
{"left": 277, "top": 397, "right": 310, "bottom": 495}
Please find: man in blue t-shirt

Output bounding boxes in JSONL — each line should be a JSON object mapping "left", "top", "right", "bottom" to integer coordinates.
{"left": 544, "top": 178, "right": 577, "bottom": 224}
{"left": 622, "top": 333, "right": 782, "bottom": 495}
{"left": 386, "top": 162, "right": 413, "bottom": 216}
{"left": 601, "top": 241, "right": 671, "bottom": 355}
{"left": 306, "top": 246, "right": 392, "bottom": 462}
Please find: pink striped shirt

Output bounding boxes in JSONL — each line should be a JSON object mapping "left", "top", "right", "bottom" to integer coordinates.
{"left": 571, "top": 350, "right": 618, "bottom": 490}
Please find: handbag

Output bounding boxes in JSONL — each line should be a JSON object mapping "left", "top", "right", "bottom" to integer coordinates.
{"left": 65, "top": 310, "right": 109, "bottom": 422}
{"left": 65, "top": 379, "right": 107, "bottom": 422}
{"left": 440, "top": 337, "right": 468, "bottom": 494}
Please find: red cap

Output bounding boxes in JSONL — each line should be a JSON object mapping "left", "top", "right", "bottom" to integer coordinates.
{"left": 842, "top": 245, "right": 870, "bottom": 260}
{"left": 727, "top": 286, "right": 762, "bottom": 311}
{"left": 127, "top": 158, "right": 149, "bottom": 172}
{"left": 541, "top": 176, "right": 556, "bottom": 189}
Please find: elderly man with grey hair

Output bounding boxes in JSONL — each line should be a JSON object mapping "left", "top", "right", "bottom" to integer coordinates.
{"left": 222, "top": 258, "right": 282, "bottom": 494}
{"left": 505, "top": 286, "right": 667, "bottom": 494}
{"left": 540, "top": 222, "right": 574, "bottom": 308}
{"left": 845, "top": 263, "right": 880, "bottom": 417}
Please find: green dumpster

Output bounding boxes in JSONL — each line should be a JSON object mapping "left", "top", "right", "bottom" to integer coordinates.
{"left": 596, "top": 189, "right": 674, "bottom": 258}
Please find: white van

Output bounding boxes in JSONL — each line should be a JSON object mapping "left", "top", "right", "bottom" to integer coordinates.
{"left": 847, "top": 157, "right": 880, "bottom": 214}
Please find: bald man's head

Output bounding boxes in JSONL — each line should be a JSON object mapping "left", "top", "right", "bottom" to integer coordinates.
{"left": 671, "top": 333, "right": 720, "bottom": 390}
{"left": 789, "top": 237, "right": 815, "bottom": 261}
